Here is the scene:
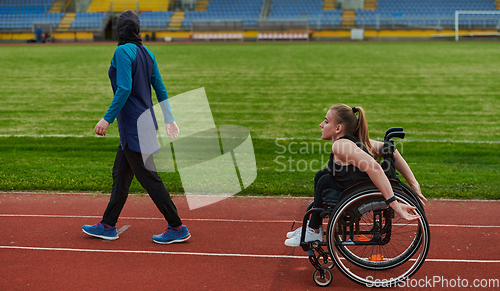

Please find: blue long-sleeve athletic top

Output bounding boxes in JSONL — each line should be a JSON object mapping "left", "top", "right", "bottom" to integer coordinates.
{"left": 103, "top": 43, "right": 173, "bottom": 153}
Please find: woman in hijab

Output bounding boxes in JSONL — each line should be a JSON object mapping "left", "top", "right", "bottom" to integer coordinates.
{"left": 82, "top": 10, "right": 190, "bottom": 244}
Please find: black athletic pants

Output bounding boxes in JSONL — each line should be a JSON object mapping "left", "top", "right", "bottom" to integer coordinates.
{"left": 101, "top": 145, "right": 182, "bottom": 228}
{"left": 308, "top": 168, "right": 344, "bottom": 230}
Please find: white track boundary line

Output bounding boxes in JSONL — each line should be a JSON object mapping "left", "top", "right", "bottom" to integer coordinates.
{"left": 2, "top": 193, "right": 499, "bottom": 203}
{"left": 1, "top": 134, "right": 499, "bottom": 144}
{"left": 423, "top": 258, "right": 500, "bottom": 263}
{"left": 0, "top": 246, "right": 498, "bottom": 263}
{"left": 0, "top": 245, "right": 304, "bottom": 259}
{"left": 0, "top": 214, "right": 498, "bottom": 228}
{"left": 3, "top": 192, "right": 500, "bottom": 203}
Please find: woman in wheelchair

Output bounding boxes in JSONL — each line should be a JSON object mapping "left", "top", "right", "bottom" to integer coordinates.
{"left": 285, "top": 104, "right": 427, "bottom": 247}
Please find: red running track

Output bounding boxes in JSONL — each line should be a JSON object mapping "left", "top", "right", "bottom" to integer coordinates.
{"left": 0, "top": 193, "right": 499, "bottom": 290}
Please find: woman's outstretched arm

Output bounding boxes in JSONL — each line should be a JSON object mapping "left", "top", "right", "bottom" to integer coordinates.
{"left": 333, "top": 140, "right": 420, "bottom": 221}
{"left": 371, "top": 140, "right": 426, "bottom": 205}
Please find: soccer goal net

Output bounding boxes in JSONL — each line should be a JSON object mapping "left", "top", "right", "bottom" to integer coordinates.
{"left": 455, "top": 10, "right": 500, "bottom": 41}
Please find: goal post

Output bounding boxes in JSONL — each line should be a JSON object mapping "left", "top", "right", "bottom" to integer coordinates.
{"left": 455, "top": 10, "right": 500, "bottom": 41}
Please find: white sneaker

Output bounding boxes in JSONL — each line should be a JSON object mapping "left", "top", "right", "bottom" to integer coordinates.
{"left": 286, "top": 227, "right": 302, "bottom": 239}
{"left": 286, "top": 225, "right": 323, "bottom": 239}
{"left": 284, "top": 226, "right": 323, "bottom": 247}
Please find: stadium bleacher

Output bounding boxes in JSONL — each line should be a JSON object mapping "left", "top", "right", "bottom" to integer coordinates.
{"left": 86, "top": 0, "right": 134, "bottom": 13}
{"left": 71, "top": 12, "right": 107, "bottom": 29}
{"left": 86, "top": 0, "right": 111, "bottom": 12}
{"left": 356, "top": 0, "right": 499, "bottom": 28}
{"left": 0, "top": 0, "right": 499, "bottom": 42}
{"left": 268, "top": 0, "right": 342, "bottom": 27}
{"left": 183, "top": 0, "right": 264, "bottom": 28}
{"left": 0, "top": 0, "right": 64, "bottom": 29}
{"left": 85, "top": 0, "right": 172, "bottom": 29}
{"left": 139, "top": 0, "right": 171, "bottom": 11}
{"left": 139, "top": 11, "right": 173, "bottom": 28}
{"left": 0, "top": 0, "right": 53, "bottom": 14}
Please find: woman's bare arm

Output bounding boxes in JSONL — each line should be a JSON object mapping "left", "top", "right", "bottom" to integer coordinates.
{"left": 333, "top": 140, "right": 420, "bottom": 220}
{"left": 371, "top": 140, "right": 426, "bottom": 204}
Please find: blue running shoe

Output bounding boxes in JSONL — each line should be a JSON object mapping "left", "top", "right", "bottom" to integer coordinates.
{"left": 153, "top": 225, "right": 190, "bottom": 244}
{"left": 82, "top": 222, "right": 118, "bottom": 240}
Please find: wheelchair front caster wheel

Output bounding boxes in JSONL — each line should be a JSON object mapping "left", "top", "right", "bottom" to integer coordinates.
{"left": 317, "top": 254, "right": 335, "bottom": 269}
{"left": 313, "top": 267, "right": 333, "bottom": 287}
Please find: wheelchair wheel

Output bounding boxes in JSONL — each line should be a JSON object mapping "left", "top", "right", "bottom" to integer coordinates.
{"left": 326, "top": 188, "right": 430, "bottom": 287}
{"left": 313, "top": 267, "right": 333, "bottom": 287}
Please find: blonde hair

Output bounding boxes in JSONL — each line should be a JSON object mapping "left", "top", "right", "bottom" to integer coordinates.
{"left": 330, "top": 104, "right": 379, "bottom": 159}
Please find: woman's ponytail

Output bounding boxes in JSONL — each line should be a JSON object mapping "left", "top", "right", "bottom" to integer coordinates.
{"left": 353, "top": 107, "right": 379, "bottom": 159}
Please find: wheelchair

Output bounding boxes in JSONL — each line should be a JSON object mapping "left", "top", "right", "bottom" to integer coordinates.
{"left": 296, "top": 128, "right": 430, "bottom": 287}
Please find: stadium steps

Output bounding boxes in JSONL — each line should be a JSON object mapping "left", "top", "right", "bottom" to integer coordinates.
{"left": 48, "top": 0, "right": 66, "bottom": 13}
{"left": 168, "top": 11, "right": 184, "bottom": 30}
{"left": 364, "top": 0, "right": 377, "bottom": 10}
{"left": 341, "top": 10, "right": 356, "bottom": 28}
{"left": 57, "top": 12, "right": 75, "bottom": 32}
{"left": 260, "top": 0, "right": 272, "bottom": 18}
{"left": 497, "top": 0, "right": 500, "bottom": 10}
{"left": 196, "top": 0, "right": 209, "bottom": 11}
{"left": 323, "top": 0, "right": 336, "bottom": 10}
{"left": 87, "top": 0, "right": 111, "bottom": 12}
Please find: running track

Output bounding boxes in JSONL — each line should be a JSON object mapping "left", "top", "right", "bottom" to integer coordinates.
{"left": 0, "top": 193, "right": 499, "bottom": 290}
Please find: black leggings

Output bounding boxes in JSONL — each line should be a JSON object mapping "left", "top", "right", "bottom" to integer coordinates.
{"left": 101, "top": 145, "right": 182, "bottom": 227}
{"left": 308, "top": 168, "right": 344, "bottom": 230}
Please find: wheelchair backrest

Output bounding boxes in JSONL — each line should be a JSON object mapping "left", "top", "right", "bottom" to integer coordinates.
{"left": 380, "top": 127, "right": 405, "bottom": 181}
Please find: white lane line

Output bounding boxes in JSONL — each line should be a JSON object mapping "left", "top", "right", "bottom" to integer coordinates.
{"left": 426, "top": 224, "right": 500, "bottom": 228}
{"left": 117, "top": 225, "right": 131, "bottom": 235}
{"left": 2, "top": 193, "right": 499, "bottom": 203}
{"left": 0, "top": 214, "right": 499, "bottom": 229}
{"left": 103, "top": 225, "right": 130, "bottom": 242}
{"left": 0, "top": 246, "right": 499, "bottom": 263}
{"left": 0, "top": 245, "right": 304, "bottom": 259}
{"left": 2, "top": 192, "right": 499, "bottom": 203}
{"left": 423, "top": 259, "right": 500, "bottom": 263}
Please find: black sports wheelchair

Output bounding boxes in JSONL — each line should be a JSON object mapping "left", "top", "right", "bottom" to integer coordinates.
{"left": 297, "top": 128, "right": 430, "bottom": 287}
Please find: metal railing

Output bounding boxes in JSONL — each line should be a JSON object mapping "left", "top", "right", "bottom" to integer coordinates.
{"left": 356, "top": 15, "right": 500, "bottom": 31}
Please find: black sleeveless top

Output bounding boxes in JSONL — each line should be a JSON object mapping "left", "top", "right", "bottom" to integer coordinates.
{"left": 328, "top": 136, "right": 372, "bottom": 189}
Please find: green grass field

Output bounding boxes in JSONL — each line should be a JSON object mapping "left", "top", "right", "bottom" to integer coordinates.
{"left": 0, "top": 42, "right": 499, "bottom": 198}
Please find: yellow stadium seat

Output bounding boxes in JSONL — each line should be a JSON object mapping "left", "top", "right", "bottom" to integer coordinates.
{"left": 112, "top": 0, "right": 137, "bottom": 12}
{"left": 86, "top": 0, "right": 171, "bottom": 13}
{"left": 87, "top": 0, "right": 112, "bottom": 12}
{"left": 139, "top": 0, "right": 170, "bottom": 12}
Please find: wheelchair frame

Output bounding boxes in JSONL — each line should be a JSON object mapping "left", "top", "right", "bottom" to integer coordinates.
{"left": 295, "top": 127, "right": 430, "bottom": 287}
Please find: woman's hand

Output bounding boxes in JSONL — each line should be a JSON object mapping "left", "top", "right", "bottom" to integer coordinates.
{"left": 165, "top": 121, "right": 179, "bottom": 140}
{"left": 391, "top": 201, "right": 420, "bottom": 221}
{"left": 409, "top": 181, "right": 427, "bottom": 205}
{"left": 94, "top": 118, "right": 110, "bottom": 136}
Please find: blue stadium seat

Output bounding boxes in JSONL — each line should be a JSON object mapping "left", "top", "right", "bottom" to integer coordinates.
{"left": 139, "top": 11, "right": 173, "bottom": 28}
{"left": 355, "top": 0, "right": 498, "bottom": 29}
{"left": 71, "top": 12, "right": 107, "bottom": 28}
{"left": 0, "top": 0, "right": 61, "bottom": 29}
{"left": 268, "top": 0, "right": 342, "bottom": 27}
{"left": 183, "top": 0, "right": 263, "bottom": 28}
